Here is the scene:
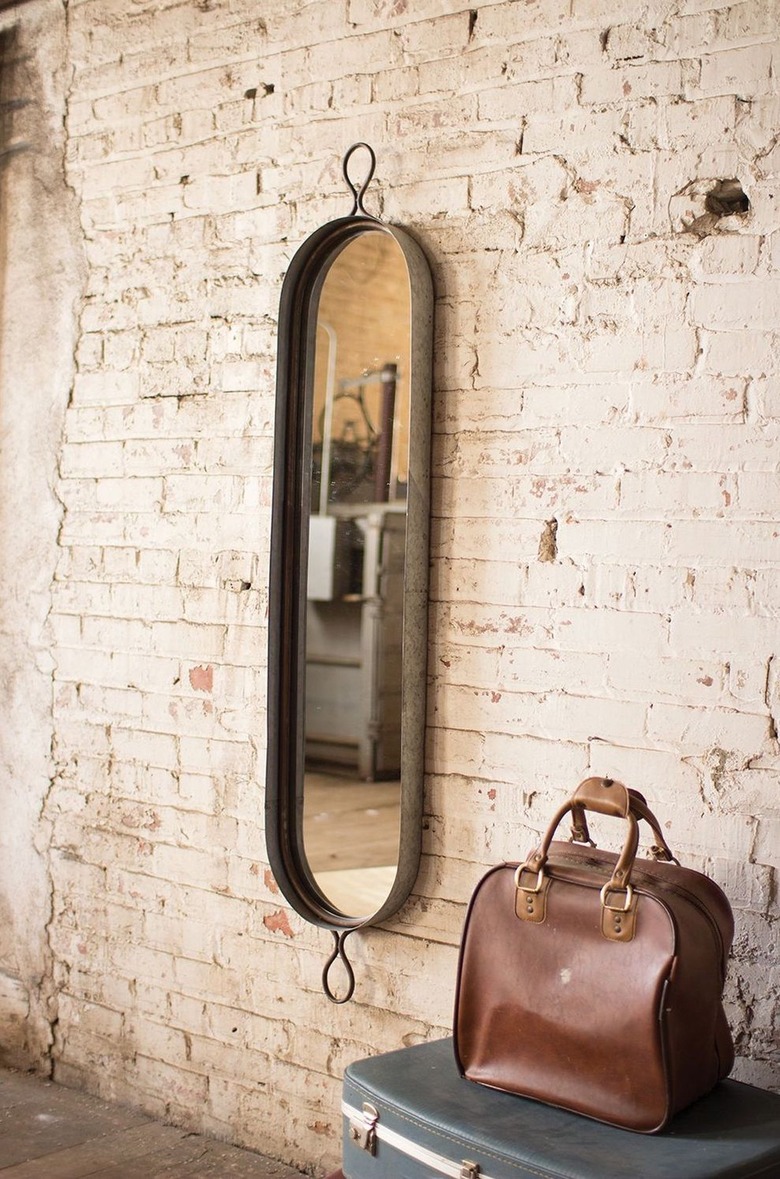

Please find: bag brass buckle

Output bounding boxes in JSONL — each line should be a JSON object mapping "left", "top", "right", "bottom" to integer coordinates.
{"left": 513, "top": 865, "right": 545, "bottom": 893}
{"left": 600, "top": 882, "right": 634, "bottom": 912}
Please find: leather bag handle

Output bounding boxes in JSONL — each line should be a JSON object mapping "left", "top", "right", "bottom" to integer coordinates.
{"left": 522, "top": 788, "right": 640, "bottom": 893}
{"left": 569, "top": 778, "right": 677, "bottom": 864}
{"left": 515, "top": 778, "right": 658, "bottom": 942}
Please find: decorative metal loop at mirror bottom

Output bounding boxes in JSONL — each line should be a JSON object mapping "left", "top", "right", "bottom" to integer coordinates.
{"left": 322, "top": 929, "right": 357, "bottom": 1003}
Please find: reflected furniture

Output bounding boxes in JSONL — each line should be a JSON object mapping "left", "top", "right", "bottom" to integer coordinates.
{"left": 306, "top": 503, "right": 405, "bottom": 780}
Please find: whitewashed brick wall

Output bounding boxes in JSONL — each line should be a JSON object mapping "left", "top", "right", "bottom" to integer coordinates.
{"left": 1, "top": 0, "right": 778, "bottom": 1173}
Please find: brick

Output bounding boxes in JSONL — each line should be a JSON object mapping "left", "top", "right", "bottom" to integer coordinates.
{"left": 96, "top": 477, "right": 164, "bottom": 511}
{"left": 497, "top": 646, "right": 609, "bottom": 695}
{"left": 521, "top": 561, "right": 592, "bottom": 607}
{"left": 387, "top": 175, "right": 471, "bottom": 220}
{"left": 693, "top": 231, "right": 761, "bottom": 276}
{"left": 662, "top": 93, "right": 737, "bottom": 149}
{"left": 399, "top": 11, "right": 472, "bottom": 58}
{"left": 177, "top": 734, "right": 253, "bottom": 778}
{"left": 559, "top": 519, "right": 670, "bottom": 563}
{"left": 98, "top": 547, "right": 144, "bottom": 580}
{"left": 711, "top": 858, "right": 773, "bottom": 913}
{"left": 473, "top": 0, "right": 574, "bottom": 42}
{"left": 646, "top": 699, "right": 773, "bottom": 753}
{"left": 348, "top": 0, "right": 466, "bottom": 27}
{"left": 690, "top": 280, "right": 780, "bottom": 331}
{"left": 107, "top": 762, "right": 180, "bottom": 806}
{"left": 687, "top": 566, "right": 756, "bottom": 612}
{"left": 696, "top": 43, "right": 774, "bottom": 99}
{"left": 390, "top": 94, "right": 479, "bottom": 140}
{"left": 553, "top": 604, "right": 669, "bottom": 655}
{"left": 670, "top": 610, "right": 780, "bottom": 655}
{"left": 109, "top": 726, "right": 178, "bottom": 771}
{"left": 701, "top": 329, "right": 775, "bottom": 376}
{"left": 587, "top": 742, "right": 705, "bottom": 803}
{"left": 580, "top": 60, "right": 684, "bottom": 105}
{"left": 522, "top": 103, "right": 625, "bottom": 155}
{"left": 429, "top": 517, "right": 550, "bottom": 564}
{"left": 736, "top": 471, "right": 780, "bottom": 514}
{"left": 620, "top": 470, "right": 737, "bottom": 513}
{"left": 667, "top": 520, "right": 780, "bottom": 565}
{"left": 561, "top": 424, "right": 672, "bottom": 472}
{"left": 430, "top": 600, "right": 548, "bottom": 649}
{"left": 162, "top": 474, "right": 242, "bottom": 512}
{"left": 72, "top": 370, "right": 140, "bottom": 406}
{"left": 436, "top": 682, "right": 647, "bottom": 745}
{"left": 665, "top": 423, "right": 780, "bottom": 471}
{"left": 416, "top": 44, "right": 507, "bottom": 98}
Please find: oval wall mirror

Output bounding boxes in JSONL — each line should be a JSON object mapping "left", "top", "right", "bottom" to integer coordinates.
{"left": 265, "top": 145, "right": 434, "bottom": 1000}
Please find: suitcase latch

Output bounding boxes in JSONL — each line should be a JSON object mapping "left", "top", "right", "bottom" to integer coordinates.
{"left": 461, "top": 1163, "right": 481, "bottom": 1179}
{"left": 348, "top": 1102, "right": 379, "bottom": 1154}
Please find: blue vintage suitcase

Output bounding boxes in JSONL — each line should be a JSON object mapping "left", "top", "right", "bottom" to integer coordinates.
{"left": 342, "top": 1038, "right": 780, "bottom": 1179}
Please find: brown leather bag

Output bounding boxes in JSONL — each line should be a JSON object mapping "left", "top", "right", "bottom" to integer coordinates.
{"left": 453, "top": 777, "right": 734, "bottom": 1133}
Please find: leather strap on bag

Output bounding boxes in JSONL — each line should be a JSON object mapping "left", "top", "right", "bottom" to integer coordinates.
{"left": 574, "top": 775, "right": 632, "bottom": 817}
{"left": 514, "top": 777, "right": 665, "bottom": 942}
{"left": 570, "top": 779, "right": 678, "bottom": 865}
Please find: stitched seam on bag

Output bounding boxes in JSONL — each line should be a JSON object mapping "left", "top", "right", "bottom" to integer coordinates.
{"left": 346, "top": 1079, "right": 571, "bottom": 1179}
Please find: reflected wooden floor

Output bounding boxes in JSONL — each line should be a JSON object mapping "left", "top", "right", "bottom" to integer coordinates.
{"left": 312, "top": 865, "right": 396, "bottom": 915}
{"left": 303, "top": 772, "right": 400, "bottom": 914}
{"left": 0, "top": 1067, "right": 305, "bottom": 1178}
{"left": 303, "top": 773, "right": 401, "bottom": 872}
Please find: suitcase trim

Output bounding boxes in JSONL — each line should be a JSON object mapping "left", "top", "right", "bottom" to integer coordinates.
{"left": 342, "top": 1100, "right": 491, "bottom": 1179}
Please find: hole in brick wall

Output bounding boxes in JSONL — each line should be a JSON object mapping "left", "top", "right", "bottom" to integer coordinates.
{"left": 245, "top": 84, "right": 274, "bottom": 99}
{"left": 468, "top": 10, "right": 478, "bottom": 39}
{"left": 538, "top": 518, "right": 558, "bottom": 563}
{"left": 705, "top": 178, "right": 750, "bottom": 217}
{"left": 670, "top": 177, "right": 750, "bottom": 237}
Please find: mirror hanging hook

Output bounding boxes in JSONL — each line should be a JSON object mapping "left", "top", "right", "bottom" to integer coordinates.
{"left": 322, "top": 929, "right": 357, "bottom": 1003}
{"left": 342, "top": 141, "right": 377, "bottom": 218}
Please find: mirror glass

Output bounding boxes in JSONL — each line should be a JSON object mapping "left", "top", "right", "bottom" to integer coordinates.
{"left": 303, "top": 230, "right": 411, "bottom": 917}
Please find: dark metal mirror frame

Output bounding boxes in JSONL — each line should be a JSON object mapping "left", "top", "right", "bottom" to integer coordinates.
{"left": 265, "top": 154, "right": 434, "bottom": 981}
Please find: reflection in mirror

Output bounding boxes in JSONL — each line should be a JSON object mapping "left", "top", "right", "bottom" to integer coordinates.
{"left": 303, "top": 231, "right": 410, "bottom": 917}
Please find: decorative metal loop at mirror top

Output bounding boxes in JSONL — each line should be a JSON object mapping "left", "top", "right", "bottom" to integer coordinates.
{"left": 266, "top": 144, "right": 434, "bottom": 1001}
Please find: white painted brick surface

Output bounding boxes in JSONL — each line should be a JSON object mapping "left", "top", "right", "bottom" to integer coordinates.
{"left": 0, "top": 0, "right": 776, "bottom": 1173}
